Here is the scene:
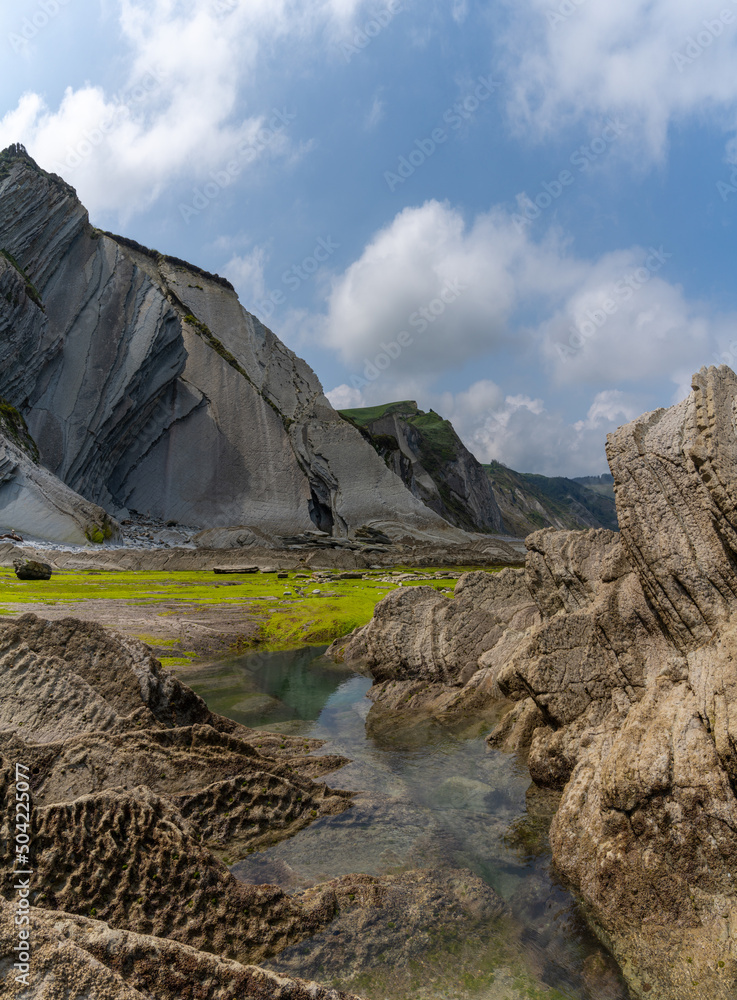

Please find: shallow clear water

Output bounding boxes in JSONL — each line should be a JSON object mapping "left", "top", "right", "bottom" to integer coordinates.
{"left": 185, "top": 647, "right": 631, "bottom": 1000}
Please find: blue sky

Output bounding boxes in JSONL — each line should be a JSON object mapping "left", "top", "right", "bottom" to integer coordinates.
{"left": 2, "top": 0, "right": 737, "bottom": 475}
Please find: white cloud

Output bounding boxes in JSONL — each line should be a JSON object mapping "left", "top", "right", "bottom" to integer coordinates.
{"left": 0, "top": 0, "right": 370, "bottom": 217}
{"left": 318, "top": 200, "right": 725, "bottom": 395}
{"left": 538, "top": 245, "right": 733, "bottom": 386}
{"left": 320, "top": 199, "right": 576, "bottom": 377}
{"left": 442, "top": 382, "right": 645, "bottom": 476}
{"left": 223, "top": 246, "right": 268, "bottom": 306}
{"left": 499, "top": 0, "right": 737, "bottom": 162}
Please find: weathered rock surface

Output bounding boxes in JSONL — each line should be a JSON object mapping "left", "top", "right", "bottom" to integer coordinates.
{"left": 12, "top": 558, "right": 51, "bottom": 580}
{"left": 0, "top": 613, "right": 370, "bottom": 997}
{"left": 331, "top": 366, "right": 737, "bottom": 999}
{"left": 0, "top": 145, "right": 458, "bottom": 542}
{"left": 0, "top": 895, "right": 360, "bottom": 1000}
{"left": 339, "top": 400, "right": 504, "bottom": 533}
{"left": 0, "top": 416, "right": 119, "bottom": 545}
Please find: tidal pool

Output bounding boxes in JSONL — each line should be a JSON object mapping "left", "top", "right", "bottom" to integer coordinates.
{"left": 186, "top": 647, "right": 631, "bottom": 1000}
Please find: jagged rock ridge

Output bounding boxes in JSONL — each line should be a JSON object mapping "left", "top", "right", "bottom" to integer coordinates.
{"left": 332, "top": 366, "right": 737, "bottom": 1000}
{"left": 0, "top": 145, "right": 459, "bottom": 543}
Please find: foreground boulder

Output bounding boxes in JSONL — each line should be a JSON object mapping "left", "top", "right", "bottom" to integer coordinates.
{"left": 12, "top": 558, "right": 51, "bottom": 580}
{"left": 331, "top": 366, "right": 737, "bottom": 999}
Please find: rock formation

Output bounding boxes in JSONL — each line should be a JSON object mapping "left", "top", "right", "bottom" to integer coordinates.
{"left": 0, "top": 145, "right": 458, "bottom": 544}
{"left": 339, "top": 400, "right": 504, "bottom": 533}
{"left": 331, "top": 366, "right": 737, "bottom": 999}
{"left": 0, "top": 613, "right": 514, "bottom": 1000}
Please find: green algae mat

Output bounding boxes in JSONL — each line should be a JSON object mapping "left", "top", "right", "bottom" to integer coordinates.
{"left": 0, "top": 565, "right": 501, "bottom": 661}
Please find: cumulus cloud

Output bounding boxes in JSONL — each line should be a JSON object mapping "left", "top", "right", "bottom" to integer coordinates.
{"left": 441, "top": 382, "right": 645, "bottom": 477}
{"left": 0, "top": 0, "right": 369, "bottom": 217}
{"left": 319, "top": 199, "right": 728, "bottom": 396}
{"left": 320, "top": 199, "right": 579, "bottom": 377}
{"left": 499, "top": 0, "right": 737, "bottom": 161}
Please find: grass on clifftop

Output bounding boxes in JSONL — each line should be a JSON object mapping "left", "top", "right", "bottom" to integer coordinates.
{"left": 0, "top": 566, "right": 497, "bottom": 653}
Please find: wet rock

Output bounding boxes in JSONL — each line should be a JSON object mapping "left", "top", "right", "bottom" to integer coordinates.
{"left": 330, "top": 367, "right": 737, "bottom": 998}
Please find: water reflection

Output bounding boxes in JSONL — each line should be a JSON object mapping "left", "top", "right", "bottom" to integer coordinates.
{"left": 185, "top": 649, "right": 631, "bottom": 1000}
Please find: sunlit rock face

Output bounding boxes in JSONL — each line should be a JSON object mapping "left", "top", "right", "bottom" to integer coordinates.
{"left": 0, "top": 145, "right": 456, "bottom": 541}
{"left": 334, "top": 365, "right": 737, "bottom": 1000}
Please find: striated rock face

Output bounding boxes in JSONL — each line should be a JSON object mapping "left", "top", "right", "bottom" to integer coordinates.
{"left": 331, "top": 366, "right": 737, "bottom": 999}
{"left": 339, "top": 400, "right": 504, "bottom": 533}
{"left": 0, "top": 146, "right": 456, "bottom": 542}
{"left": 0, "top": 406, "right": 119, "bottom": 544}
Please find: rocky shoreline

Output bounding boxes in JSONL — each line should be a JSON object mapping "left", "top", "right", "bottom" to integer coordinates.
{"left": 0, "top": 613, "right": 522, "bottom": 1000}
{"left": 330, "top": 366, "right": 737, "bottom": 1000}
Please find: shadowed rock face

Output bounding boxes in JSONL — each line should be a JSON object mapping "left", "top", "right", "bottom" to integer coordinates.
{"left": 0, "top": 146, "right": 455, "bottom": 541}
{"left": 331, "top": 366, "right": 737, "bottom": 999}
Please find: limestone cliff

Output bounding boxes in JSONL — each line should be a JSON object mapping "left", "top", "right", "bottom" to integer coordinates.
{"left": 0, "top": 145, "right": 456, "bottom": 542}
{"left": 332, "top": 365, "right": 737, "bottom": 1000}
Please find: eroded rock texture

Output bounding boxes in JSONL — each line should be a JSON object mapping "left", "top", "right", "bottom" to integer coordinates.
{"left": 0, "top": 614, "right": 363, "bottom": 997}
{"left": 0, "top": 146, "right": 456, "bottom": 542}
{"left": 332, "top": 366, "right": 737, "bottom": 999}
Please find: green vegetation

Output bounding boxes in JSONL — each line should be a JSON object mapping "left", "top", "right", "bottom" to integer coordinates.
{"left": 84, "top": 519, "right": 116, "bottom": 544}
{"left": 0, "top": 566, "right": 491, "bottom": 650}
{"left": 0, "top": 248, "right": 44, "bottom": 310}
{"left": 0, "top": 398, "right": 39, "bottom": 462}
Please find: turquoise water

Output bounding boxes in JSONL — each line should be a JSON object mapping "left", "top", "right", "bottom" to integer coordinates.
{"left": 186, "top": 648, "right": 631, "bottom": 1000}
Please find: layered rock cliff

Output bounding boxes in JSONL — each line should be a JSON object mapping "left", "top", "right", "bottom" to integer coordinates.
{"left": 0, "top": 145, "right": 457, "bottom": 543}
{"left": 339, "top": 399, "right": 618, "bottom": 537}
{"left": 339, "top": 401, "right": 504, "bottom": 533}
{"left": 331, "top": 365, "right": 737, "bottom": 1000}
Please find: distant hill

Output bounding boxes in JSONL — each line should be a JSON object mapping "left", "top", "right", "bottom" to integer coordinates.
{"left": 339, "top": 401, "right": 619, "bottom": 537}
{"left": 573, "top": 474, "right": 615, "bottom": 498}
{"left": 484, "top": 463, "right": 618, "bottom": 536}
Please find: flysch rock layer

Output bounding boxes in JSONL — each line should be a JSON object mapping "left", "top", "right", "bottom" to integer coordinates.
{"left": 0, "top": 147, "right": 461, "bottom": 542}
{"left": 330, "top": 366, "right": 737, "bottom": 999}
{"left": 0, "top": 613, "right": 511, "bottom": 1000}
{"left": 0, "top": 422, "right": 119, "bottom": 544}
